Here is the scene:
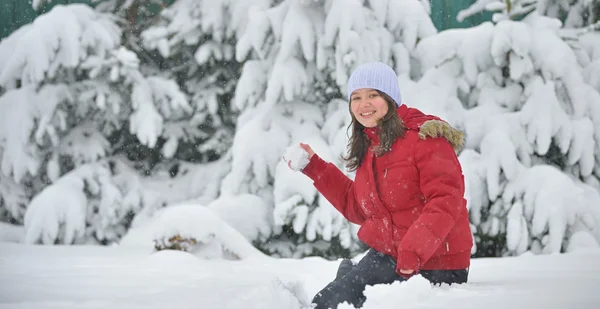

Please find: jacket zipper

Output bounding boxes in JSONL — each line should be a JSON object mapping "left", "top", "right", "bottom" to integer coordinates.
{"left": 446, "top": 242, "right": 449, "bottom": 252}
{"left": 384, "top": 169, "right": 388, "bottom": 178}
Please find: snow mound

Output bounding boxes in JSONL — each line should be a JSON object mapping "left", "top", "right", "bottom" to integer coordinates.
{"left": 349, "top": 274, "right": 433, "bottom": 308}
{"left": 141, "top": 249, "right": 203, "bottom": 266}
{"left": 0, "top": 222, "right": 24, "bottom": 243}
{"left": 567, "top": 231, "right": 600, "bottom": 253}
{"left": 120, "top": 203, "right": 268, "bottom": 260}
{"left": 225, "top": 277, "right": 310, "bottom": 309}
{"left": 207, "top": 193, "right": 272, "bottom": 242}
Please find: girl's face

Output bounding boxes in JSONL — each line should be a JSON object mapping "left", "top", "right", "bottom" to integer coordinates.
{"left": 350, "top": 88, "right": 389, "bottom": 128}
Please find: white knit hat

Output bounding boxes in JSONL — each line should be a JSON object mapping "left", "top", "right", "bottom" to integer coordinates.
{"left": 347, "top": 62, "right": 402, "bottom": 106}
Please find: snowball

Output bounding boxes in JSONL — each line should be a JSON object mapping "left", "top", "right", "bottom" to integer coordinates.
{"left": 283, "top": 144, "right": 310, "bottom": 171}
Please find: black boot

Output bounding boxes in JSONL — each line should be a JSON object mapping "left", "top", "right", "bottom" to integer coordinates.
{"left": 335, "top": 259, "right": 354, "bottom": 280}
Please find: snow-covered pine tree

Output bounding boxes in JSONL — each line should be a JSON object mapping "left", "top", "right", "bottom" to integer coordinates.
{"left": 123, "top": 0, "right": 280, "bottom": 248}
{"left": 224, "top": 0, "right": 437, "bottom": 258}
{"left": 0, "top": 3, "right": 196, "bottom": 245}
{"left": 412, "top": 0, "right": 600, "bottom": 257}
{"left": 90, "top": 0, "right": 241, "bottom": 232}
{"left": 139, "top": 0, "right": 245, "bottom": 165}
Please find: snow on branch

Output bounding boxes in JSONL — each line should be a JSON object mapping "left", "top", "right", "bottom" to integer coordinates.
{"left": 0, "top": 4, "right": 121, "bottom": 89}
{"left": 32, "top": 0, "right": 50, "bottom": 10}
{"left": 265, "top": 58, "right": 309, "bottom": 107}
{"left": 519, "top": 77, "right": 570, "bottom": 156}
{"left": 237, "top": 0, "right": 436, "bottom": 98}
{"left": 278, "top": 0, "right": 321, "bottom": 62}
{"left": 0, "top": 85, "right": 72, "bottom": 183}
{"left": 142, "top": 0, "right": 259, "bottom": 60}
{"left": 220, "top": 108, "right": 290, "bottom": 196}
{"left": 458, "top": 0, "right": 538, "bottom": 23}
{"left": 23, "top": 164, "right": 104, "bottom": 245}
{"left": 58, "top": 123, "right": 111, "bottom": 167}
{"left": 559, "top": 20, "right": 600, "bottom": 44}
{"left": 24, "top": 159, "right": 144, "bottom": 245}
{"left": 32, "top": 0, "right": 104, "bottom": 10}
{"left": 0, "top": 173, "right": 29, "bottom": 224}
{"left": 129, "top": 76, "right": 191, "bottom": 148}
{"left": 234, "top": 60, "right": 270, "bottom": 111}
{"left": 502, "top": 165, "right": 597, "bottom": 254}
{"left": 457, "top": 0, "right": 498, "bottom": 23}
{"left": 386, "top": 0, "right": 437, "bottom": 51}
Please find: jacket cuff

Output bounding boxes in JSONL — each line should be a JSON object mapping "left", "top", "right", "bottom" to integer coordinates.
{"left": 396, "top": 250, "right": 420, "bottom": 278}
{"left": 301, "top": 154, "right": 328, "bottom": 180}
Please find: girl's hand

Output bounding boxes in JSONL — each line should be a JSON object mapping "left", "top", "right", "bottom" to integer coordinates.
{"left": 399, "top": 269, "right": 414, "bottom": 275}
{"left": 299, "top": 143, "right": 315, "bottom": 159}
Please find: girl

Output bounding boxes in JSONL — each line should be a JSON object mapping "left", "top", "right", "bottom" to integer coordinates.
{"left": 284, "top": 62, "right": 472, "bottom": 309}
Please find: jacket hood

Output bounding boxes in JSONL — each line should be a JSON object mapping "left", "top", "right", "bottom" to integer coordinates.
{"left": 397, "top": 104, "right": 465, "bottom": 152}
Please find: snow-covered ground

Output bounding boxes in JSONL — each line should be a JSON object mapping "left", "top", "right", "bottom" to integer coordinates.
{"left": 1, "top": 243, "right": 598, "bottom": 309}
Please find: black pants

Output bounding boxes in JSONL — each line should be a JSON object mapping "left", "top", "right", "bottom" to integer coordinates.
{"left": 311, "top": 249, "right": 468, "bottom": 309}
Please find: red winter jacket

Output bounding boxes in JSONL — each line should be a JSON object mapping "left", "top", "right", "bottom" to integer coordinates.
{"left": 302, "top": 104, "right": 472, "bottom": 277}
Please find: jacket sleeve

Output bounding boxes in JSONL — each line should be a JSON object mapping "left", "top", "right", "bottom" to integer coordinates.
{"left": 302, "top": 154, "right": 366, "bottom": 225}
{"left": 396, "top": 136, "right": 465, "bottom": 273}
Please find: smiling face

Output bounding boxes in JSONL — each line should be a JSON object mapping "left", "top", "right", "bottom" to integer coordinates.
{"left": 349, "top": 88, "right": 389, "bottom": 128}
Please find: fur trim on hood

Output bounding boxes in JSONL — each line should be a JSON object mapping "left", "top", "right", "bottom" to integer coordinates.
{"left": 397, "top": 105, "right": 465, "bottom": 152}
{"left": 418, "top": 120, "right": 465, "bottom": 152}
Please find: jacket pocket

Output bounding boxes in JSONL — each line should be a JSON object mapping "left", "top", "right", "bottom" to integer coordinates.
{"left": 379, "top": 160, "right": 418, "bottom": 182}
{"left": 435, "top": 229, "right": 473, "bottom": 256}
{"left": 380, "top": 160, "right": 413, "bottom": 176}
{"left": 377, "top": 161, "right": 420, "bottom": 210}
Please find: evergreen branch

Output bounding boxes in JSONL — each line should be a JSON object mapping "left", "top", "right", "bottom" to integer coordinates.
{"left": 579, "top": 20, "right": 600, "bottom": 34}
{"left": 507, "top": 2, "right": 536, "bottom": 20}
{"left": 559, "top": 20, "right": 600, "bottom": 43}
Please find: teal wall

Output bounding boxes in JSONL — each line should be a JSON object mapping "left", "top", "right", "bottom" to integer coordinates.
{"left": 0, "top": 0, "right": 175, "bottom": 40}
{"left": 0, "top": 0, "right": 100, "bottom": 39}
{"left": 430, "top": 0, "right": 493, "bottom": 31}
{"left": 1, "top": 0, "right": 493, "bottom": 40}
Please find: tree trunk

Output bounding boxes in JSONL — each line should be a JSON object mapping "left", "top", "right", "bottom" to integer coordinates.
{"left": 126, "top": 0, "right": 139, "bottom": 25}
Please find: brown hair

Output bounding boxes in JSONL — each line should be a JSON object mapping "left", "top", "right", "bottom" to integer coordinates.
{"left": 342, "top": 91, "right": 406, "bottom": 172}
